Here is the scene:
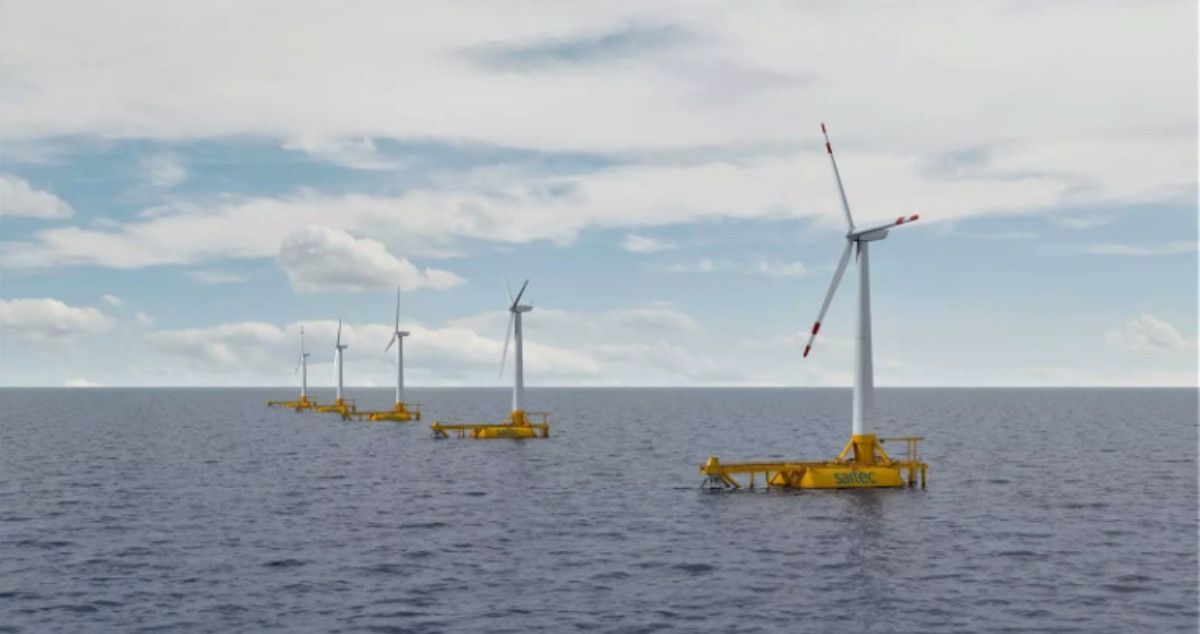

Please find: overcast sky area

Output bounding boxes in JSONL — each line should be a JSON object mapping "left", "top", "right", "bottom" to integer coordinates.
{"left": 0, "top": 0, "right": 1196, "bottom": 388}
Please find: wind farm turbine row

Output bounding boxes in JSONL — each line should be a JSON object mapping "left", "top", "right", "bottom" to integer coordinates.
{"left": 269, "top": 123, "right": 929, "bottom": 489}
{"left": 268, "top": 277, "right": 550, "bottom": 437}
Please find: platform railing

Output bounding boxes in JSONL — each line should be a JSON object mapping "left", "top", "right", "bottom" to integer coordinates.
{"left": 878, "top": 436, "right": 924, "bottom": 465}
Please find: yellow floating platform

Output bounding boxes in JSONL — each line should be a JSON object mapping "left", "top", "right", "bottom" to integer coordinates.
{"left": 267, "top": 396, "right": 319, "bottom": 411}
{"left": 701, "top": 435, "right": 927, "bottom": 490}
{"left": 345, "top": 403, "right": 422, "bottom": 422}
{"left": 313, "top": 398, "right": 356, "bottom": 417}
{"left": 431, "top": 410, "right": 549, "bottom": 439}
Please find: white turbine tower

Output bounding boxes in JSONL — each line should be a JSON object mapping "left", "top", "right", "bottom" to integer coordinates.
{"left": 295, "top": 325, "right": 310, "bottom": 402}
{"left": 384, "top": 287, "right": 410, "bottom": 408}
{"left": 334, "top": 319, "right": 348, "bottom": 405}
{"left": 498, "top": 277, "right": 532, "bottom": 418}
{"left": 803, "top": 123, "right": 920, "bottom": 458}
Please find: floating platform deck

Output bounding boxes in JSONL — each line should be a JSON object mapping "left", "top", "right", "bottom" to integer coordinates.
{"left": 431, "top": 411, "right": 549, "bottom": 439}
{"left": 701, "top": 436, "right": 927, "bottom": 490}
{"left": 344, "top": 403, "right": 422, "bottom": 422}
{"left": 313, "top": 398, "right": 356, "bottom": 416}
{"left": 267, "top": 396, "right": 319, "bottom": 411}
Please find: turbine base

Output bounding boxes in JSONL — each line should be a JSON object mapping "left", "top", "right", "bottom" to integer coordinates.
{"left": 699, "top": 435, "right": 927, "bottom": 490}
{"left": 430, "top": 410, "right": 550, "bottom": 439}
{"left": 349, "top": 402, "right": 422, "bottom": 422}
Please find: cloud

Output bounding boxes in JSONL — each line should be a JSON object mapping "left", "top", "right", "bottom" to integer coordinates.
{"left": 64, "top": 378, "right": 103, "bottom": 387}
{"left": 1104, "top": 315, "right": 1192, "bottom": 353}
{"left": 282, "top": 134, "right": 397, "bottom": 170}
{"left": 657, "top": 258, "right": 807, "bottom": 277}
{"left": 1042, "top": 241, "right": 1198, "bottom": 257}
{"left": 140, "top": 153, "right": 186, "bottom": 188}
{"left": 1, "top": 131, "right": 1192, "bottom": 270}
{"left": 1104, "top": 315, "right": 1191, "bottom": 353}
{"left": 621, "top": 234, "right": 676, "bottom": 253}
{"left": 0, "top": 298, "right": 113, "bottom": 338}
{"left": 101, "top": 294, "right": 122, "bottom": 306}
{"left": 1047, "top": 215, "right": 1117, "bottom": 230}
{"left": 2, "top": 1, "right": 1190, "bottom": 159}
{"left": 0, "top": 173, "right": 73, "bottom": 218}
{"left": 185, "top": 270, "right": 245, "bottom": 284}
{"left": 464, "top": 23, "right": 692, "bottom": 71}
{"left": 145, "top": 318, "right": 601, "bottom": 381}
{"left": 276, "top": 226, "right": 466, "bottom": 294}
{"left": 451, "top": 306, "right": 702, "bottom": 339}
{"left": 755, "top": 260, "right": 807, "bottom": 277}
{"left": 602, "top": 307, "right": 701, "bottom": 334}
{"left": 135, "top": 311, "right": 155, "bottom": 327}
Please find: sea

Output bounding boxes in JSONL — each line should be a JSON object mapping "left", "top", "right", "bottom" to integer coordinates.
{"left": 1, "top": 387, "right": 1196, "bottom": 633}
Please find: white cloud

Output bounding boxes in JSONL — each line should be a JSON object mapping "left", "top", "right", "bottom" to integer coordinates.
{"left": 185, "top": 270, "right": 245, "bottom": 284}
{"left": 147, "top": 322, "right": 286, "bottom": 366}
{"left": 1043, "top": 241, "right": 1198, "bottom": 257}
{"left": 135, "top": 311, "right": 155, "bottom": 327}
{"left": 450, "top": 306, "right": 703, "bottom": 339}
{"left": 755, "top": 260, "right": 807, "bottom": 277}
{"left": 621, "top": 234, "right": 676, "bottom": 253}
{"left": 0, "top": 131, "right": 1193, "bottom": 271}
{"left": 101, "top": 294, "right": 122, "bottom": 306}
{"left": 1104, "top": 315, "right": 1191, "bottom": 353}
{"left": 140, "top": 153, "right": 186, "bottom": 188}
{"left": 0, "top": 2, "right": 1190, "bottom": 156}
{"left": 0, "top": 298, "right": 114, "bottom": 338}
{"left": 64, "top": 378, "right": 103, "bottom": 387}
{"left": 602, "top": 307, "right": 701, "bottom": 334}
{"left": 1047, "top": 215, "right": 1117, "bottom": 230}
{"left": 283, "top": 134, "right": 397, "bottom": 170}
{"left": 276, "top": 226, "right": 466, "bottom": 293}
{"left": 0, "top": 2, "right": 1192, "bottom": 272}
{"left": 0, "top": 173, "right": 73, "bottom": 219}
{"left": 659, "top": 258, "right": 731, "bottom": 273}
{"left": 145, "top": 318, "right": 600, "bottom": 381}
{"left": 657, "top": 257, "right": 808, "bottom": 277}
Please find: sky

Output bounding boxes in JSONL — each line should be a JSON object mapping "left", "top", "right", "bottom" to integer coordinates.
{"left": 0, "top": 0, "right": 1196, "bottom": 388}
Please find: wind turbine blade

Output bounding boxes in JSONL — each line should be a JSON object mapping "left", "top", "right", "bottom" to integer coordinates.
{"left": 336, "top": 319, "right": 342, "bottom": 347}
{"left": 300, "top": 325, "right": 305, "bottom": 355}
{"left": 502, "top": 274, "right": 514, "bottom": 305}
{"left": 385, "top": 333, "right": 396, "bottom": 352}
{"left": 821, "top": 123, "right": 856, "bottom": 232}
{"left": 803, "top": 240, "right": 854, "bottom": 358}
{"left": 295, "top": 358, "right": 301, "bottom": 374}
{"left": 499, "top": 311, "right": 515, "bottom": 378}
{"left": 394, "top": 286, "right": 401, "bottom": 330}
{"left": 512, "top": 279, "right": 530, "bottom": 308}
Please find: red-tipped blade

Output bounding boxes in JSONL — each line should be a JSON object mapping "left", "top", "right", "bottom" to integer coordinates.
{"left": 820, "top": 123, "right": 855, "bottom": 232}
{"left": 803, "top": 240, "right": 853, "bottom": 359}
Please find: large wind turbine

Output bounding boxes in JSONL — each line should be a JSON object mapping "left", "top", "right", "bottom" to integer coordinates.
{"left": 697, "top": 123, "right": 928, "bottom": 488}
{"left": 334, "top": 319, "right": 348, "bottom": 406}
{"left": 295, "top": 325, "right": 310, "bottom": 404}
{"left": 802, "top": 123, "right": 919, "bottom": 458}
{"left": 428, "top": 275, "right": 548, "bottom": 437}
{"left": 384, "top": 287, "right": 410, "bottom": 409}
{"left": 499, "top": 276, "right": 532, "bottom": 421}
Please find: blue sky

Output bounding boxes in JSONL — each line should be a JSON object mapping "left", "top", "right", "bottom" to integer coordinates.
{"left": 0, "top": 0, "right": 1195, "bottom": 387}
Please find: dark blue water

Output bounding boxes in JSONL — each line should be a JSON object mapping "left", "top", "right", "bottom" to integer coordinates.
{"left": 1, "top": 388, "right": 1195, "bottom": 633}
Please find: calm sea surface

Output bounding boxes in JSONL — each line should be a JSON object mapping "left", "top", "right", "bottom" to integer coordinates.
{"left": 1, "top": 387, "right": 1196, "bottom": 633}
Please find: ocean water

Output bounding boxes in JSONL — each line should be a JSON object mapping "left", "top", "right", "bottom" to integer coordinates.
{"left": 0, "top": 387, "right": 1195, "bottom": 633}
